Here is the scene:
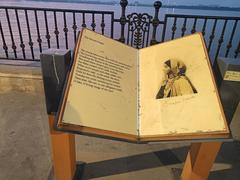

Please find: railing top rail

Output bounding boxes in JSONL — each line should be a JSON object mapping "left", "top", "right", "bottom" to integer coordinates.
{"left": 0, "top": 6, "right": 114, "bottom": 14}
{"left": 165, "top": 14, "right": 240, "bottom": 20}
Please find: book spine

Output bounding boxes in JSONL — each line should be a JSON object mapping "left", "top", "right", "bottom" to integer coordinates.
{"left": 137, "top": 51, "right": 140, "bottom": 137}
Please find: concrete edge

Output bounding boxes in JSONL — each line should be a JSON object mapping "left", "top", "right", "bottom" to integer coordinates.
{"left": 0, "top": 59, "right": 44, "bottom": 93}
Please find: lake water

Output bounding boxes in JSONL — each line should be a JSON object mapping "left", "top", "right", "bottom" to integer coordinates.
{"left": 3, "top": 0, "right": 240, "bottom": 16}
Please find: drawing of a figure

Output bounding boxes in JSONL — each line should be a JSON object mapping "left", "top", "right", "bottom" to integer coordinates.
{"left": 156, "top": 59, "right": 197, "bottom": 99}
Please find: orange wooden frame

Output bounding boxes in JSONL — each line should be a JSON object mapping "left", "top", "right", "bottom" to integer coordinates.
{"left": 181, "top": 142, "right": 222, "bottom": 180}
{"left": 49, "top": 115, "right": 76, "bottom": 180}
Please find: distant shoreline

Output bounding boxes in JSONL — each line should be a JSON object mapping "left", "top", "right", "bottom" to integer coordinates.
{"left": 28, "top": 0, "right": 240, "bottom": 12}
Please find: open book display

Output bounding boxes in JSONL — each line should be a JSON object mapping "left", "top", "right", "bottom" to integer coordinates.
{"left": 55, "top": 28, "right": 229, "bottom": 142}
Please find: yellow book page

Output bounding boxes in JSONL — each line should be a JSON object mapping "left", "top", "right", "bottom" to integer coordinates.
{"left": 62, "top": 29, "right": 138, "bottom": 135}
{"left": 139, "top": 33, "right": 227, "bottom": 137}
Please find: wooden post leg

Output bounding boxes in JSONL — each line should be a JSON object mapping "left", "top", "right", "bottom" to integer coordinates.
{"left": 181, "top": 142, "right": 222, "bottom": 180}
{"left": 48, "top": 115, "right": 76, "bottom": 180}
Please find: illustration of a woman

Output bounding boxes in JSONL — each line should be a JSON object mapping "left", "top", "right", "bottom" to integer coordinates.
{"left": 156, "top": 59, "right": 197, "bottom": 99}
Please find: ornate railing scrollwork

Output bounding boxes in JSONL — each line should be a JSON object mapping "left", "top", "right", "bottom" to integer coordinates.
{"left": 126, "top": 13, "right": 152, "bottom": 48}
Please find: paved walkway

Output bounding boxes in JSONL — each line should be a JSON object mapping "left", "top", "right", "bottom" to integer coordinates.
{"left": 0, "top": 62, "right": 240, "bottom": 180}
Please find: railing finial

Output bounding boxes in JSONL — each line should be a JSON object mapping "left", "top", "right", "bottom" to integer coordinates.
{"left": 120, "top": 0, "right": 128, "bottom": 7}
{"left": 154, "top": 1, "right": 162, "bottom": 10}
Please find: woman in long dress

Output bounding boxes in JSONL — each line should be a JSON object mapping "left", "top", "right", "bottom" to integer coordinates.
{"left": 156, "top": 59, "right": 197, "bottom": 99}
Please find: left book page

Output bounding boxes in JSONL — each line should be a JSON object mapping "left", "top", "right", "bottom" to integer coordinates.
{"left": 58, "top": 29, "right": 138, "bottom": 138}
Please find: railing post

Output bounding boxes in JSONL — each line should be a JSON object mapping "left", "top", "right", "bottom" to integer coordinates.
{"left": 119, "top": 0, "right": 128, "bottom": 43}
{"left": 150, "top": 1, "right": 162, "bottom": 45}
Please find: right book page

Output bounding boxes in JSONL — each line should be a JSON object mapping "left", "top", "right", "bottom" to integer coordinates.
{"left": 138, "top": 33, "right": 229, "bottom": 140}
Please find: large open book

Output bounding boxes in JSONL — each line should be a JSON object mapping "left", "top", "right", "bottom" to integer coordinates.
{"left": 55, "top": 28, "right": 229, "bottom": 142}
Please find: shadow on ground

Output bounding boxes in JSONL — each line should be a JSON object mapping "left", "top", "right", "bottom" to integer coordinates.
{"left": 74, "top": 141, "right": 240, "bottom": 180}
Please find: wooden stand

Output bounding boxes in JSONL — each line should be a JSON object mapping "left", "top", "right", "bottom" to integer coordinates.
{"left": 41, "top": 50, "right": 223, "bottom": 180}
{"left": 48, "top": 115, "right": 76, "bottom": 180}
{"left": 181, "top": 142, "right": 222, "bottom": 180}
{"left": 47, "top": 116, "right": 222, "bottom": 180}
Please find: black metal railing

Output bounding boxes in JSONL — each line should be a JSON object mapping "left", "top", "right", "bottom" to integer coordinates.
{"left": 0, "top": 0, "right": 239, "bottom": 62}
{"left": 0, "top": 6, "right": 114, "bottom": 60}
{"left": 161, "top": 14, "right": 240, "bottom": 62}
